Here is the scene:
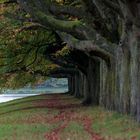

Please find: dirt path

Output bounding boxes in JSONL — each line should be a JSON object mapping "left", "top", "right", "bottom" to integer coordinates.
{"left": 34, "top": 94, "right": 104, "bottom": 140}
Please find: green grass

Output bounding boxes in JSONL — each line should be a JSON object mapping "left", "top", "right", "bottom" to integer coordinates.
{"left": 0, "top": 94, "right": 140, "bottom": 140}
{"left": 0, "top": 124, "right": 51, "bottom": 140}
{"left": 0, "top": 94, "right": 55, "bottom": 140}
{"left": 64, "top": 122, "right": 84, "bottom": 132}
{"left": 89, "top": 107, "right": 140, "bottom": 139}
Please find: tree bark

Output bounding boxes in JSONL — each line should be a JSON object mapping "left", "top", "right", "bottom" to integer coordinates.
{"left": 82, "top": 58, "right": 100, "bottom": 105}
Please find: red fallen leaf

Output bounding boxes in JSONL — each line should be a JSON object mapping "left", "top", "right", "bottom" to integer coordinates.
{"left": 42, "top": 95, "right": 115, "bottom": 140}
{"left": 45, "top": 121, "right": 69, "bottom": 140}
{"left": 131, "top": 136, "right": 137, "bottom": 140}
{"left": 45, "top": 131, "right": 59, "bottom": 140}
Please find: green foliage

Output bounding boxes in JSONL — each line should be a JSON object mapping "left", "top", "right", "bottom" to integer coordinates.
{"left": 54, "top": 46, "right": 70, "bottom": 57}
{"left": 0, "top": 2, "right": 60, "bottom": 88}
{"left": 0, "top": 0, "right": 8, "bottom": 4}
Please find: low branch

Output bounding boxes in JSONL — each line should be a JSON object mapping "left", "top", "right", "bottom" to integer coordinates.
{"left": 49, "top": 67, "right": 79, "bottom": 75}
{"left": 70, "top": 0, "right": 81, "bottom": 6}
{"left": 48, "top": 73, "right": 70, "bottom": 78}
{"left": 17, "top": 23, "right": 48, "bottom": 33}
{"left": 103, "top": 0, "right": 124, "bottom": 17}
{"left": 58, "top": 32, "right": 116, "bottom": 60}
{"left": 49, "top": 4, "right": 92, "bottom": 21}
{"left": 0, "top": 0, "right": 17, "bottom": 4}
{"left": 47, "top": 55, "right": 75, "bottom": 68}
{"left": 18, "top": 0, "right": 88, "bottom": 40}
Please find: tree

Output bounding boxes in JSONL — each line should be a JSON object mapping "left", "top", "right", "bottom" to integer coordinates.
{"left": 16, "top": 0, "right": 140, "bottom": 122}
{"left": 0, "top": 1, "right": 77, "bottom": 89}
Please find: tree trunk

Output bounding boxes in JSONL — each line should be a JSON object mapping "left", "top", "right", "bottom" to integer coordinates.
{"left": 70, "top": 76, "right": 75, "bottom": 95}
{"left": 74, "top": 71, "right": 81, "bottom": 97}
{"left": 115, "top": 46, "right": 130, "bottom": 113}
{"left": 68, "top": 76, "right": 73, "bottom": 94}
{"left": 78, "top": 72, "right": 85, "bottom": 97}
{"left": 82, "top": 58, "right": 100, "bottom": 105}
{"left": 129, "top": 26, "right": 140, "bottom": 122}
{"left": 99, "top": 58, "right": 116, "bottom": 110}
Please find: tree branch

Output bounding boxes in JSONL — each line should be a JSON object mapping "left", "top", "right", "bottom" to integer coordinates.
{"left": 103, "top": 0, "right": 124, "bottom": 17}
{"left": 58, "top": 32, "right": 116, "bottom": 62}
{"left": 49, "top": 3, "right": 93, "bottom": 22}
{"left": 17, "top": 0, "right": 88, "bottom": 39}
{"left": 17, "top": 23, "right": 48, "bottom": 33}
{"left": 0, "top": 0, "right": 17, "bottom": 4}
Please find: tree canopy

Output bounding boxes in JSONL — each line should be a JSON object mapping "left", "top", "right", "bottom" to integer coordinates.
{"left": 0, "top": 1, "right": 72, "bottom": 88}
